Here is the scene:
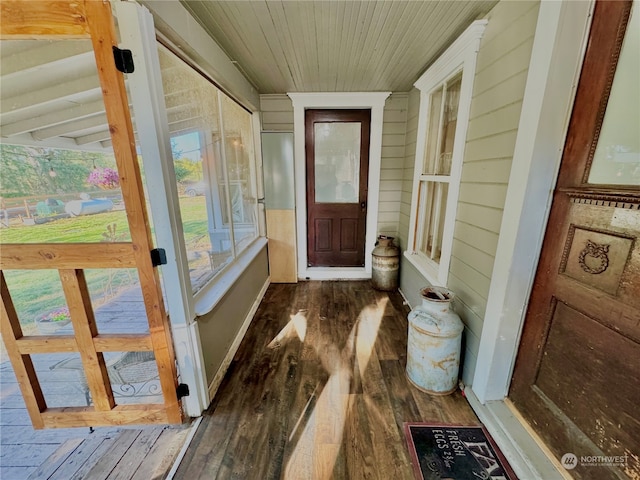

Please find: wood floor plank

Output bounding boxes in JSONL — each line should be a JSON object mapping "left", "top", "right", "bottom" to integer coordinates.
{"left": 173, "top": 281, "right": 478, "bottom": 479}
{"left": 26, "top": 438, "right": 84, "bottom": 480}
{"left": 131, "top": 426, "right": 191, "bottom": 480}
{"left": 71, "top": 430, "right": 140, "bottom": 480}
{"left": 1, "top": 466, "right": 37, "bottom": 479}
{"left": 48, "top": 435, "right": 106, "bottom": 480}
{"left": 106, "top": 427, "right": 163, "bottom": 480}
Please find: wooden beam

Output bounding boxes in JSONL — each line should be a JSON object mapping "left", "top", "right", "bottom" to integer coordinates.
{"left": 0, "top": 272, "right": 46, "bottom": 428}
{"left": 0, "top": 40, "right": 93, "bottom": 77}
{"left": 84, "top": 0, "right": 183, "bottom": 424}
{"left": 16, "top": 336, "right": 78, "bottom": 354}
{"left": 0, "top": 1, "right": 90, "bottom": 39}
{"left": 0, "top": 243, "right": 137, "bottom": 269}
{"left": 59, "top": 269, "right": 115, "bottom": 411}
{"left": 93, "top": 334, "right": 154, "bottom": 352}
{"left": 15, "top": 334, "right": 153, "bottom": 354}
{"left": 41, "top": 404, "right": 169, "bottom": 428}
{"left": 0, "top": 74, "right": 101, "bottom": 115}
{"left": 75, "top": 129, "right": 114, "bottom": 146}
{"left": 33, "top": 113, "right": 109, "bottom": 140}
{"left": 0, "top": 99, "right": 105, "bottom": 137}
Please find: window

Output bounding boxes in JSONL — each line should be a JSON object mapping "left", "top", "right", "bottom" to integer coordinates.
{"left": 158, "top": 46, "right": 259, "bottom": 294}
{"left": 406, "top": 21, "right": 486, "bottom": 285}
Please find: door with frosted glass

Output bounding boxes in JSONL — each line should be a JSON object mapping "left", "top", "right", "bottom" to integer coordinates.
{"left": 509, "top": 2, "right": 639, "bottom": 479}
{"left": 305, "top": 110, "right": 370, "bottom": 267}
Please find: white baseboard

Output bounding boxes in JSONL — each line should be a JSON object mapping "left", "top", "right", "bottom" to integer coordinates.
{"left": 207, "top": 276, "right": 271, "bottom": 400}
{"left": 464, "top": 387, "right": 568, "bottom": 480}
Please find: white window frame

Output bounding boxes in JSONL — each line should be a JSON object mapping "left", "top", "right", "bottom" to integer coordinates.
{"left": 406, "top": 20, "right": 486, "bottom": 286}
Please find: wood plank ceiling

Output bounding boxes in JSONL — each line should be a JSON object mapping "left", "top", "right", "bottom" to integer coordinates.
{"left": 0, "top": 0, "right": 497, "bottom": 151}
{"left": 179, "top": 0, "right": 498, "bottom": 93}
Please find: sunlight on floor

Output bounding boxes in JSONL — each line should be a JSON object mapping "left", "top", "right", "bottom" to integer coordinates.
{"left": 284, "top": 297, "right": 389, "bottom": 479}
{"left": 267, "top": 310, "right": 308, "bottom": 349}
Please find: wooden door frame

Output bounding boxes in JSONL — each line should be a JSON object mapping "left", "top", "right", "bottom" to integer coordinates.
{"left": 288, "top": 92, "right": 390, "bottom": 280}
{"left": 510, "top": 0, "right": 635, "bottom": 409}
{"left": 0, "top": 0, "right": 182, "bottom": 427}
{"left": 305, "top": 109, "right": 371, "bottom": 268}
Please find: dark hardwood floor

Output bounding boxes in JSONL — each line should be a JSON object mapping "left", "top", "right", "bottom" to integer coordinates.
{"left": 175, "top": 281, "right": 478, "bottom": 479}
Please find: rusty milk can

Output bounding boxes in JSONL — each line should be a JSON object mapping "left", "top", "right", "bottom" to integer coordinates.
{"left": 371, "top": 235, "right": 399, "bottom": 291}
{"left": 406, "top": 286, "right": 463, "bottom": 395}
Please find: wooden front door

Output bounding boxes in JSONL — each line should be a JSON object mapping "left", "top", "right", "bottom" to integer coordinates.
{"left": 509, "top": 1, "right": 639, "bottom": 479}
{"left": 305, "top": 109, "right": 370, "bottom": 267}
{"left": 0, "top": 1, "right": 182, "bottom": 429}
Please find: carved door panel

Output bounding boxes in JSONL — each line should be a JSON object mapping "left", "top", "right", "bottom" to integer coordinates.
{"left": 509, "top": 1, "right": 639, "bottom": 479}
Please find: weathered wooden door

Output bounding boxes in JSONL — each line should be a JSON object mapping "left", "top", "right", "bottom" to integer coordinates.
{"left": 305, "top": 109, "right": 370, "bottom": 267}
{"left": 509, "top": 1, "right": 639, "bottom": 479}
{"left": 0, "top": 1, "right": 183, "bottom": 428}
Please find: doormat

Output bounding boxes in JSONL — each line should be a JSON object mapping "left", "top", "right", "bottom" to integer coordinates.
{"left": 404, "top": 423, "right": 518, "bottom": 480}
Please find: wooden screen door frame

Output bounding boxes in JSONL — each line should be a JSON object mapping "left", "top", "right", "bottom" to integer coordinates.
{"left": 305, "top": 109, "right": 371, "bottom": 268}
{"left": 0, "top": 0, "right": 182, "bottom": 428}
{"left": 509, "top": 0, "right": 638, "bottom": 475}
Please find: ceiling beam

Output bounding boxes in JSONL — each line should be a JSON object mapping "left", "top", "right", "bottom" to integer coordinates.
{"left": 75, "top": 130, "right": 112, "bottom": 146}
{"left": 32, "top": 113, "right": 108, "bottom": 140}
{"left": 1, "top": 132, "right": 108, "bottom": 152}
{"left": 1, "top": 99, "right": 105, "bottom": 136}
{"left": 1, "top": 43, "right": 93, "bottom": 77}
{"left": 0, "top": 74, "right": 100, "bottom": 114}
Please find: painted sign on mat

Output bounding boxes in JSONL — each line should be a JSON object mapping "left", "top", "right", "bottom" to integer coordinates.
{"left": 404, "top": 424, "right": 518, "bottom": 480}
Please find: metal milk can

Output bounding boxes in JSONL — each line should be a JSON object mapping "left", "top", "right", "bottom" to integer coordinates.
{"left": 371, "top": 235, "right": 399, "bottom": 291}
{"left": 406, "top": 286, "right": 464, "bottom": 395}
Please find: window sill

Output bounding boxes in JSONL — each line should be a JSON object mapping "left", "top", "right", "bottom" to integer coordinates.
{"left": 403, "top": 250, "right": 442, "bottom": 286}
{"left": 193, "top": 237, "right": 268, "bottom": 316}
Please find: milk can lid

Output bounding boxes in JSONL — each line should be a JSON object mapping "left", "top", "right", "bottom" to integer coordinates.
{"left": 410, "top": 287, "right": 463, "bottom": 336}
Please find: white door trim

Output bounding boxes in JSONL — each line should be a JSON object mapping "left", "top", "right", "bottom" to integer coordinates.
{"left": 288, "top": 92, "right": 390, "bottom": 280}
{"left": 471, "top": 0, "right": 595, "bottom": 403}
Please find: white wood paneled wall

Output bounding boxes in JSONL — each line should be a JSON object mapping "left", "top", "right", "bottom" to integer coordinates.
{"left": 396, "top": 1, "right": 541, "bottom": 385}
{"left": 378, "top": 93, "right": 409, "bottom": 237}
{"left": 450, "top": 1, "right": 541, "bottom": 384}
{"left": 398, "top": 88, "right": 421, "bottom": 252}
{"left": 259, "top": 92, "right": 410, "bottom": 245}
{"left": 260, "top": 94, "right": 294, "bottom": 131}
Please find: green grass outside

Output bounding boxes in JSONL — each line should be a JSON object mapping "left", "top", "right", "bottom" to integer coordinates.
{"left": 1, "top": 197, "right": 208, "bottom": 326}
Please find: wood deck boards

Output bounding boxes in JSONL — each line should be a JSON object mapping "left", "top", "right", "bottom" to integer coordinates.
{"left": 0, "top": 286, "right": 188, "bottom": 480}
{"left": 174, "top": 281, "right": 478, "bottom": 479}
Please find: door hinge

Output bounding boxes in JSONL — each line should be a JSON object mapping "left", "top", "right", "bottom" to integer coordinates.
{"left": 113, "top": 46, "right": 134, "bottom": 73}
{"left": 177, "top": 383, "right": 190, "bottom": 399}
{"left": 150, "top": 248, "right": 167, "bottom": 266}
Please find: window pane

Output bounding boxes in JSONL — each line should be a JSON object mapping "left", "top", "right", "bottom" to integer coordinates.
{"left": 438, "top": 74, "right": 462, "bottom": 175}
{"left": 220, "top": 94, "right": 258, "bottom": 251}
{"left": 588, "top": 2, "right": 640, "bottom": 185}
{"left": 418, "top": 181, "right": 448, "bottom": 263}
{"left": 0, "top": 39, "right": 130, "bottom": 243}
{"left": 423, "top": 87, "right": 443, "bottom": 175}
{"left": 158, "top": 46, "right": 232, "bottom": 293}
{"left": 314, "top": 122, "right": 360, "bottom": 203}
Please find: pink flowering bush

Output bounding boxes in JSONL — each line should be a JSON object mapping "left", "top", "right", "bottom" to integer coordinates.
{"left": 87, "top": 167, "right": 119, "bottom": 189}
{"left": 40, "top": 307, "right": 70, "bottom": 323}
